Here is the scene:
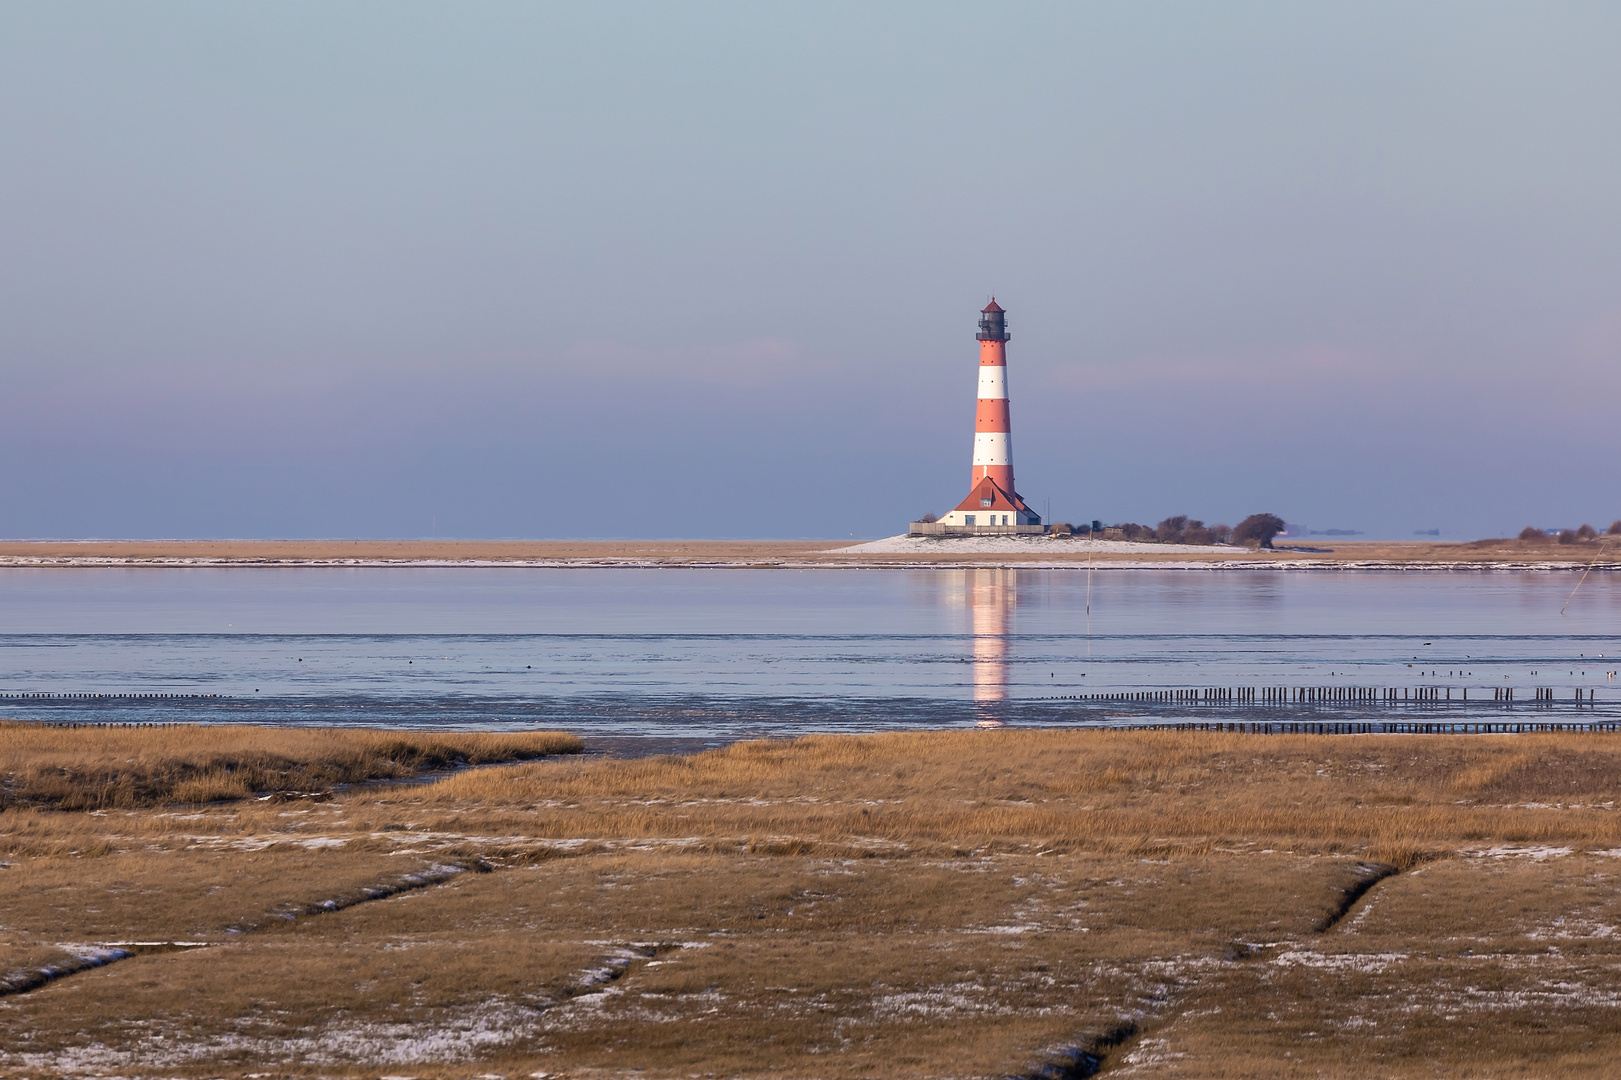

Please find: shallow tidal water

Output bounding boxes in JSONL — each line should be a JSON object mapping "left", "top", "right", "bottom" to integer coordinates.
{"left": 0, "top": 567, "right": 1618, "bottom": 738}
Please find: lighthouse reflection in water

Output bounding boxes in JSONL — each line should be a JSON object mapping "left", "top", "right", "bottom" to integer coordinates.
{"left": 964, "top": 568, "right": 1016, "bottom": 727}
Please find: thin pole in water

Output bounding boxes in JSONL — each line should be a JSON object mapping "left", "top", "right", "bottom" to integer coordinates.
{"left": 1086, "top": 520, "right": 1094, "bottom": 657}
{"left": 1561, "top": 537, "right": 1615, "bottom": 616}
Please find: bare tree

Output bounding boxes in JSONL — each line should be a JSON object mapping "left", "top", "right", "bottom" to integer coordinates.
{"left": 1519, "top": 527, "right": 1546, "bottom": 541}
{"left": 1577, "top": 523, "right": 1599, "bottom": 540}
{"left": 1610, "top": 520, "right": 1621, "bottom": 536}
{"left": 1154, "top": 515, "right": 1189, "bottom": 544}
{"left": 1233, "top": 513, "right": 1286, "bottom": 549}
{"left": 1558, "top": 529, "right": 1579, "bottom": 545}
{"left": 1209, "top": 523, "right": 1233, "bottom": 544}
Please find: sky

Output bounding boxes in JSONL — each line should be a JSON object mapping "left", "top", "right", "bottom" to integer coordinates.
{"left": 1, "top": 1, "right": 1617, "bottom": 540}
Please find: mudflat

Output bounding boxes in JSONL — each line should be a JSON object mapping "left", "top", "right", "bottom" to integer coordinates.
{"left": 5, "top": 724, "right": 1621, "bottom": 1076}
{"left": 0, "top": 536, "right": 1615, "bottom": 566}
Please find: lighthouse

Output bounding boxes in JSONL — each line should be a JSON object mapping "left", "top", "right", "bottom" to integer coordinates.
{"left": 910, "top": 300, "right": 1044, "bottom": 536}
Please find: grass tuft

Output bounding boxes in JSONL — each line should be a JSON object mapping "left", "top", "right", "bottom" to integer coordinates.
{"left": 0, "top": 722, "right": 581, "bottom": 810}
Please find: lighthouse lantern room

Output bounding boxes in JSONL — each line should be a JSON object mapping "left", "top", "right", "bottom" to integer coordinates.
{"left": 910, "top": 300, "right": 1044, "bottom": 536}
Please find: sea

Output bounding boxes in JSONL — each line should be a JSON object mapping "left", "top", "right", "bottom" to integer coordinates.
{"left": 1, "top": 567, "right": 1618, "bottom": 742}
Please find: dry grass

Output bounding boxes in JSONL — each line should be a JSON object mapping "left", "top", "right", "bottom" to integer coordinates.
{"left": 2, "top": 537, "right": 1615, "bottom": 566}
{"left": 0, "top": 539, "right": 843, "bottom": 564}
{"left": 0, "top": 722, "right": 580, "bottom": 810}
{"left": 1105, "top": 854, "right": 1621, "bottom": 1076}
{"left": 6, "top": 727, "right": 1621, "bottom": 1077}
{"left": 411, "top": 728, "right": 1621, "bottom": 862}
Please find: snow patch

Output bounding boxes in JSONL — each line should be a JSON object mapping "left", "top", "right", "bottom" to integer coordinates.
{"left": 1271, "top": 950, "right": 1409, "bottom": 973}
{"left": 834, "top": 534, "right": 1238, "bottom": 556}
{"left": 1467, "top": 846, "right": 1574, "bottom": 860}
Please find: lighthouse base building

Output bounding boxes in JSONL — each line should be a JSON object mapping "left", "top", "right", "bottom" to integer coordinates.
{"left": 911, "top": 299, "right": 1045, "bottom": 537}
{"left": 918, "top": 475, "right": 1044, "bottom": 534}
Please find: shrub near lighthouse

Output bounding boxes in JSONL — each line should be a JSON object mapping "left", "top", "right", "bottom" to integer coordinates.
{"left": 911, "top": 301, "right": 1044, "bottom": 536}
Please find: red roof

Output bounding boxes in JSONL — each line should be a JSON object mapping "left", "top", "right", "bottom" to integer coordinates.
{"left": 982, "top": 299, "right": 1004, "bottom": 313}
{"left": 952, "top": 475, "right": 1028, "bottom": 514}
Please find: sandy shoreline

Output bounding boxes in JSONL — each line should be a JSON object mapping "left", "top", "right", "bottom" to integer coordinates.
{"left": 0, "top": 536, "right": 1612, "bottom": 570}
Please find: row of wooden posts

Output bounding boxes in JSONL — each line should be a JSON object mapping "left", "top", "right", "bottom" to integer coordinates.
{"left": 1044, "top": 686, "right": 1601, "bottom": 705}
{"left": 1123, "top": 720, "right": 1620, "bottom": 734}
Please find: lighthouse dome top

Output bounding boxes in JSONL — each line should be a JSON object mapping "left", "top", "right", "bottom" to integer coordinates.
{"left": 976, "top": 299, "right": 1009, "bottom": 342}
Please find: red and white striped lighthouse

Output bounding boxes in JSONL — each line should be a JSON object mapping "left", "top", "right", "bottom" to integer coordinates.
{"left": 916, "top": 300, "right": 1043, "bottom": 534}
{"left": 969, "top": 299, "right": 1015, "bottom": 494}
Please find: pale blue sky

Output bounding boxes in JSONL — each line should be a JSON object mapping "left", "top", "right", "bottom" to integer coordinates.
{"left": 1, "top": 2, "right": 1617, "bottom": 539}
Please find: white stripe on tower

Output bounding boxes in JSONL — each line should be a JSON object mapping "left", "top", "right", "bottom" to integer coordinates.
{"left": 976, "top": 364, "right": 1007, "bottom": 400}
{"left": 973, "top": 432, "right": 1011, "bottom": 468}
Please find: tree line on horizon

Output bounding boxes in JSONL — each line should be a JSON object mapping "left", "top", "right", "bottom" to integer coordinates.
{"left": 1518, "top": 521, "right": 1621, "bottom": 544}
{"left": 1053, "top": 513, "right": 1287, "bottom": 548}
{"left": 925, "top": 511, "right": 1621, "bottom": 547}
{"left": 1065, "top": 516, "right": 1621, "bottom": 547}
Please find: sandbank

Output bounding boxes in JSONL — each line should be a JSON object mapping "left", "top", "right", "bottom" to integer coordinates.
{"left": 0, "top": 535, "right": 1614, "bottom": 569}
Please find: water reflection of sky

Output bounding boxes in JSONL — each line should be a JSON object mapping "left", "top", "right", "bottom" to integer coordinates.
{"left": 0, "top": 568, "right": 1617, "bottom": 733}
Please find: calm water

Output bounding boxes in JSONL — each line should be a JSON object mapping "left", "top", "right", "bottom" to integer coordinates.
{"left": 1, "top": 567, "right": 1618, "bottom": 736}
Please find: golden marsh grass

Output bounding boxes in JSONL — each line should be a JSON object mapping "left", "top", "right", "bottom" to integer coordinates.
{"left": 0, "top": 721, "right": 580, "bottom": 810}
{"left": 4, "top": 726, "right": 1621, "bottom": 1077}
